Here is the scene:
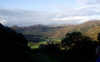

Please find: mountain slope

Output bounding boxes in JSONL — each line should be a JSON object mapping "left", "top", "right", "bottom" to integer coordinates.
{"left": 11, "top": 20, "right": 100, "bottom": 41}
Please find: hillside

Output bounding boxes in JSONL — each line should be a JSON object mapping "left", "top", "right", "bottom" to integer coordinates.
{"left": 85, "top": 26, "right": 100, "bottom": 40}
{"left": 77, "top": 20, "right": 100, "bottom": 40}
{"left": 11, "top": 20, "right": 100, "bottom": 41}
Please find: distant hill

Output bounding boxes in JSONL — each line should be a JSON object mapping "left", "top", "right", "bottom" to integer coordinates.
{"left": 11, "top": 20, "right": 100, "bottom": 41}
{"left": 77, "top": 20, "right": 100, "bottom": 40}
{"left": 85, "top": 25, "right": 100, "bottom": 40}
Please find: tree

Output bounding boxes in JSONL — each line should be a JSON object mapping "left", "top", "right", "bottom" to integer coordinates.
{"left": 0, "top": 24, "right": 33, "bottom": 62}
{"left": 62, "top": 32, "right": 82, "bottom": 47}
{"left": 61, "top": 32, "right": 97, "bottom": 62}
{"left": 97, "top": 33, "right": 100, "bottom": 57}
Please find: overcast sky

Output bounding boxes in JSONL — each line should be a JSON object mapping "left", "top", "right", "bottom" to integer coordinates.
{"left": 0, "top": 0, "right": 100, "bottom": 26}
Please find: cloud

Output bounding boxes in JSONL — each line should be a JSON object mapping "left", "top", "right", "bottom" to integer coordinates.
{"left": 0, "top": 7, "right": 100, "bottom": 26}
{"left": 51, "top": 0, "right": 100, "bottom": 24}
{"left": 0, "top": 9, "right": 56, "bottom": 26}
{"left": 77, "top": 0, "right": 100, "bottom": 5}
{"left": 0, "top": 16, "right": 7, "bottom": 25}
{"left": 52, "top": 15, "right": 100, "bottom": 24}
{"left": 0, "top": 0, "right": 100, "bottom": 26}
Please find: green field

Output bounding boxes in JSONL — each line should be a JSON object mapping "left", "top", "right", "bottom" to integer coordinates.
{"left": 28, "top": 39, "right": 61, "bottom": 49}
{"left": 28, "top": 41, "right": 47, "bottom": 49}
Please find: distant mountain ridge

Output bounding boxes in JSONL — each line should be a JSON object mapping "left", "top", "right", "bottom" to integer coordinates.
{"left": 11, "top": 20, "right": 100, "bottom": 41}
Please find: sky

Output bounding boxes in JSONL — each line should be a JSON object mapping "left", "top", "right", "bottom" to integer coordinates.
{"left": 0, "top": 0, "right": 77, "bottom": 11}
{"left": 0, "top": 0, "right": 100, "bottom": 26}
